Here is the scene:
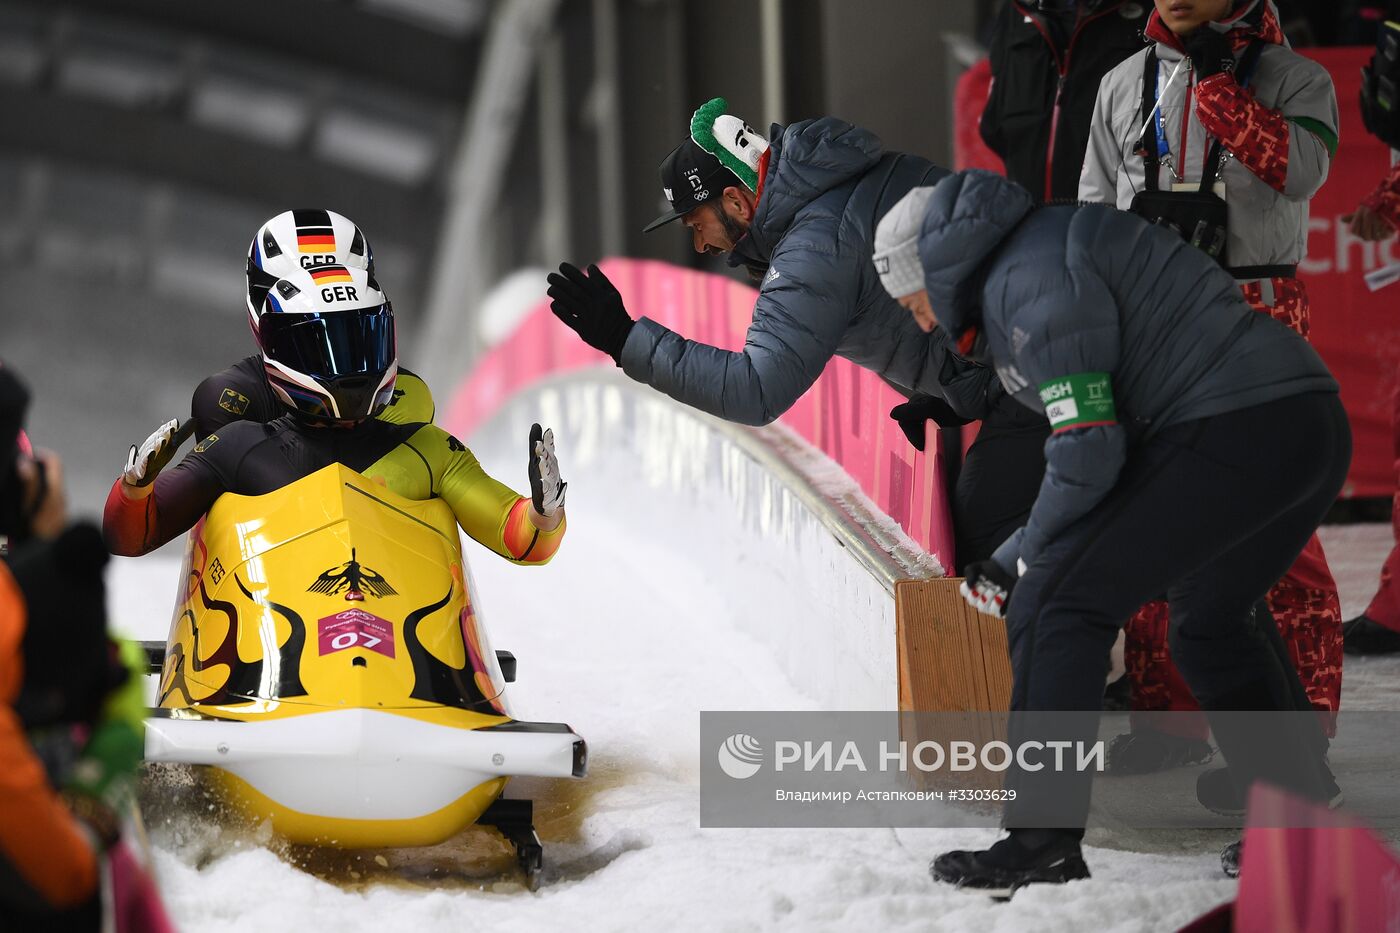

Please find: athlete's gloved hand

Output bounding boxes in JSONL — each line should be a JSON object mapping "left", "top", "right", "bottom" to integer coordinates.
{"left": 1183, "top": 26, "right": 1235, "bottom": 80}
{"left": 960, "top": 559, "right": 1019, "bottom": 619}
{"left": 890, "top": 394, "right": 971, "bottom": 451}
{"left": 528, "top": 423, "right": 566, "bottom": 518}
{"left": 122, "top": 419, "right": 193, "bottom": 487}
{"left": 546, "top": 263, "right": 635, "bottom": 364}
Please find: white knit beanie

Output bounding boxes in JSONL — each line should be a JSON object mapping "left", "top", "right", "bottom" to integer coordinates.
{"left": 873, "top": 186, "right": 938, "bottom": 299}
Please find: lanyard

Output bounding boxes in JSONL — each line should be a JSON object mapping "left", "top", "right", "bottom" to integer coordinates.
{"left": 1153, "top": 61, "right": 1191, "bottom": 181}
{"left": 1141, "top": 40, "right": 1267, "bottom": 192}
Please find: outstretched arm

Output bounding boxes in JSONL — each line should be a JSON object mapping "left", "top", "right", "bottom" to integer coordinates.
{"left": 418, "top": 425, "right": 565, "bottom": 565}
{"left": 549, "top": 255, "right": 856, "bottom": 427}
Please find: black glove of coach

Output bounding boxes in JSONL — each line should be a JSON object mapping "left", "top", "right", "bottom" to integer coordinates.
{"left": 889, "top": 393, "right": 971, "bottom": 451}
{"left": 546, "top": 263, "right": 635, "bottom": 364}
{"left": 1182, "top": 26, "right": 1235, "bottom": 80}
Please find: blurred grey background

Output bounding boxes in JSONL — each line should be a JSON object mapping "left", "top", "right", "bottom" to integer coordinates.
{"left": 0, "top": 0, "right": 988, "bottom": 517}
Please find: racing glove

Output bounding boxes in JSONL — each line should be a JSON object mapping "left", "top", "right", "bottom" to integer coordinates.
{"left": 1183, "top": 26, "right": 1235, "bottom": 80}
{"left": 889, "top": 394, "right": 971, "bottom": 451}
{"left": 960, "top": 559, "right": 1019, "bottom": 620}
{"left": 546, "top": 263, "right": 635, "bottom": 364}
{"left": 528, "top": 423, "right": 566, "bottom": 518}
{"left": 122, "top": 419, "right": 193, "bottom": 488}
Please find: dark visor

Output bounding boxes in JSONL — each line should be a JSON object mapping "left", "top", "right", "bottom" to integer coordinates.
{"left": 259, "top": 306, "right": 395, "bottom": 382}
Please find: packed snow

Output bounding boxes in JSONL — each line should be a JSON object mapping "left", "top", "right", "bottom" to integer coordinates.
{"left": 108, "top": 482, "right": 1396, "bottom": 931}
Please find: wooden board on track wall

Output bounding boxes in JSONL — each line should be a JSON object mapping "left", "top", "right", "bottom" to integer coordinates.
{"left": 895, "top": 577, "right": 1012, "bottom": 714}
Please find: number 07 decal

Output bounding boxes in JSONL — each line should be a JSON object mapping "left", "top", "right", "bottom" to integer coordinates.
{"left": 317, "top": 608, "right": 396, "bottom": 659}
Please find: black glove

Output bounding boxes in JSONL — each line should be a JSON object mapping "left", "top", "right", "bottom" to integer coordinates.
{"left": 960, "top": 559, "right": 1018, "bottom": 620}
{"left": 889, "top": 394, "right": 971, "bottom": 451}
{"left": 546, "top": 263, "right": 635, "bottom": 365}
{"left": 1182, "top": 26, "right": 1235, "bottom": 80}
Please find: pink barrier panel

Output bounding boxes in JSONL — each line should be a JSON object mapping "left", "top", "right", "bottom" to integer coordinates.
{"left": 1229, "top": 784, "right": 1400, "bottom": 933}
{"left": 443, "top": 258, "right": 955, "bottom": 571}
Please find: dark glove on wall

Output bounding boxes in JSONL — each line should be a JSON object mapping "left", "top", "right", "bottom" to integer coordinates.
{"left": 1183, "top": 27, "right": 1235, "bottom": 79}
{"left": 546, "top": 263, "right": 636, "bottom": 364}
{"left": 889, "top": 394, "right": 971, "bottom": 451}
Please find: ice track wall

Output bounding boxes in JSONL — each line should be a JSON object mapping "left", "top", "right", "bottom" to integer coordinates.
{"left": 462, "top": 372, "right": 939, "bottom": 711}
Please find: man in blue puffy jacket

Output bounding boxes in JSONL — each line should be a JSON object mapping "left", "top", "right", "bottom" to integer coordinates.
{"left": 878, "top": 169, "right": 1348, "bottom": 892}
{"left": 546, "top": 98, "right": 1052, "bottom": 572}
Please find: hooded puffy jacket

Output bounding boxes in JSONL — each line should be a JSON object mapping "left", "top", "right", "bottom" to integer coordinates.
{"left": 982, "top": 0, "right": 1151, "bottom": 201}
{"left": 1079, "top": 0, "right": 1337, "bottom": 276}
{"left": 620, "top": 118, "right": 976, "bottom": 427}
{"left": 917, "top": 171, "right": 1338, "bottom": 569}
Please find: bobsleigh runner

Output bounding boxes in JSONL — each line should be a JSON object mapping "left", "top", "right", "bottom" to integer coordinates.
{"left": 138, "top": 463, "right": 587, "bottom": 888}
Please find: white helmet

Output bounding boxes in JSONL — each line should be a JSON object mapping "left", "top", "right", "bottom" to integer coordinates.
{"left": 245, "top": 209, "right": 375, "bottom": 325}
{"left": 255, "top": 265, "right": 397, "bottom": 424}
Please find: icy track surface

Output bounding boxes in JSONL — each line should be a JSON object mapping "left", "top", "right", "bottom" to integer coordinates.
{"left": 108, "top": 508, "right": 1395, "bottom": 931}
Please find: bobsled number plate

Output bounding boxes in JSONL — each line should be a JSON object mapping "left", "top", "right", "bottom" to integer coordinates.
{"left": 317, "top": 608, "right": 396, "bottom": 659}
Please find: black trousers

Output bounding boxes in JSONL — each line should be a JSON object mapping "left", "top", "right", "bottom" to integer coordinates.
{"left": 953, "top": 396, "right": 1049, "bottom": 574}
{"left": 1001, "top": 392, "right": 1351, "bottom": 830}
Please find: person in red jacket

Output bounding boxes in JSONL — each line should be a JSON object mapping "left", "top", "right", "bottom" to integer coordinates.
{"left": 1339, "top": 163, "right": 1400, "bottom": 655}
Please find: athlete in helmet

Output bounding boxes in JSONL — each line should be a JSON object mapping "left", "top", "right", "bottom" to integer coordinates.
{"left": 103, "top": 266, "right": 567, "bottom": 565}
{"left": 190, "top": 208, "right": 435, "bottom": 438}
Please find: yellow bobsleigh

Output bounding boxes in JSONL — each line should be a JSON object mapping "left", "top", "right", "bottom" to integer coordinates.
{"left": 142, "top": 463, "right": 584, "bottom": 880}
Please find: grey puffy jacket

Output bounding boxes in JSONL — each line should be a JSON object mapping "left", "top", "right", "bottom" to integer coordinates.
{"left": 917, "top": 171, "right": 1338, "bottom": 571}
{"left": 620, "top": 118, "right": 980, "bottom": 426}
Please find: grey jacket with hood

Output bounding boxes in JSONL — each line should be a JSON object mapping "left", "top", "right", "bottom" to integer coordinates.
{"left": 917, "top": 171, "right": 1338, "bottom": 571}
{"left": 619, "top": 118, "right": 990, "bottom": 426}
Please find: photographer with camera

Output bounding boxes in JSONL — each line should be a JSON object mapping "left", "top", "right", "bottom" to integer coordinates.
{"left": 0, "top": 365, "right": 153, "bottom": 932}
{"left": 1077, "top": 0, "right": 1344, "bottom": 774}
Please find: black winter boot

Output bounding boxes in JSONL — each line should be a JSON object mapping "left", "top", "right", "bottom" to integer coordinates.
{"left": 930, "top": 830, "right": 1090, "bottom": 897}
{"left": 1196, "top": 763, "right": 1343, "bottom": 818}
{"left": 1342, "top": 614, "right": 1400, "bottom": 656}
{"left": 1106, "top": 729, "right": 1214, "bottom": 775}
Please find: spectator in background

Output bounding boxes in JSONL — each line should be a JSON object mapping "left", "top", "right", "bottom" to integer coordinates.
{"left": 981, "top": 0, "right": 1151, "bottom": 203}
{"left": 0, "top": 365, "right": 147, "bottom": 931}
{"left": 1079, "top": 0, "right": 1344, "bottom": 773}
{"left": 546, "top": 98, "right": 1050, "bottom": 573}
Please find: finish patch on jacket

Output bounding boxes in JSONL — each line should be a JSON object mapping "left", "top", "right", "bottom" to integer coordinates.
{"left": 1038, "top": 373, "right": 1117, "bottom": 432}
